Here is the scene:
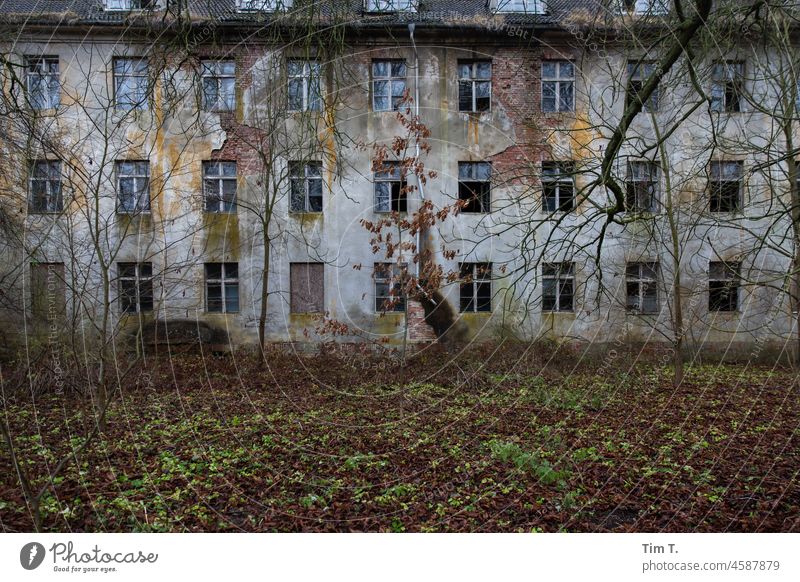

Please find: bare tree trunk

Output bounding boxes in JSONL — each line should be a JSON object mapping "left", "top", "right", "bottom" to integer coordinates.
{"left": 259, "top": 230, "right": 271, "bottom": 355}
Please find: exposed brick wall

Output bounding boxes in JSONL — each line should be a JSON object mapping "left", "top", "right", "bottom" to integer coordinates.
{"left": 407, "top": 299, "right": 437, "bottom": 342}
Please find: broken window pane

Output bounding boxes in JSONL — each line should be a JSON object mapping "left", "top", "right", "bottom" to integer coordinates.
{"left": 625, "top": 161, "right": 659, "bottom": 212}
{"left": 458, "top": 162, "right": 491, "bottom": 213}
{"left": 374, "top": 263, "right": 406, "bottom": 312}
{"left": 709, "top": 261, "right": 740, "bottom": 312}
{"left": 459, "top": 262, "right": 492, "bottom": 313}
{"left": 116, "top": 160, "right": 150, "bottom": 213}
{"left": 542, "top": 161, "right": 575, "bottom": 212}
{"left": 29, "top": 160, "right": 63, "bottom": 213}
{"left": 373, "top": 160, "right": 407, "bottom": 213}
{"left": 203, "top": 161, "right": 237, "bottom": 213}
{"left": 709, "top": 161, "right": 743, "bottom": 212}
{"left": 205, "top": 262, "right": 239, "bottom": 313}
{"left": 626, "top": 262, "right": 659, "bottom": 313}
{"left": 372, "top": 60, "right": 407, "bottom": 111}
{"left": 26, "top": 56, "right": 60, "bottom": 110}
{"left": 711, "top": 61, "right": 745, "bottom": 113}
{"left": 458, "top": 61, "right": 492, "bottom": 112}
{"left": 118, "top": 262, "right": 154, "bottom": 313}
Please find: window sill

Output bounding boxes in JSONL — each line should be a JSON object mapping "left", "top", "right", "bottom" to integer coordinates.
{"left": 27, "top": 211, "right": 63, "bottom": 216}
{"left": 290, "top": 211, "right": 323, "bottom": 216}
{"left": 542, "top": 310, "right": 575, "bottom": 316}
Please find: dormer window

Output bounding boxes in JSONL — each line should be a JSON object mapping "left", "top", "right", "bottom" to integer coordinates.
{"left": 615, "top": 0, "right": 669, "bottom": 14}
{"left": 494, "top": 0, "right": 547, "bottom": 14}
{"left": 365, "top": 0, "right": 417, "bottom": 12}
{"left": 104, "top": 0, "right": 158, "bottom": 10}
{"left": 237, "top": 0, "right": 292, "bottom": 11}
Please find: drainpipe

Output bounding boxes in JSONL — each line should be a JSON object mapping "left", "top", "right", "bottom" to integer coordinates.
{"left": 408, "top": 22, "right": 425, "bottom": 282}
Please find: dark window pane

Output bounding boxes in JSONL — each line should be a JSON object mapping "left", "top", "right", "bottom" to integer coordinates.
{"left": 205, "top": 263, "right": 222, "bottom": 280}
{"left": 207, "top": 284, "right": 223, "bottom": 312}
{"left": 225, "top": 283, "right": 239, "bottom": 313}
{"left": 458, "top": 81, "right": 473, "bottom": 111}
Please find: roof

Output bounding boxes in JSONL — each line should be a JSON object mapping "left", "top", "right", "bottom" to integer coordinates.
{"left": 0, "top": 0, "right": 604, "bottom": 30}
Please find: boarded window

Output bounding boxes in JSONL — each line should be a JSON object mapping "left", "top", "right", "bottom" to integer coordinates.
{"left": 31, "top": 262, "right": 66, "bottom": 321}
{"left": 290, "top": 263, "right": 324, "bottom": 313}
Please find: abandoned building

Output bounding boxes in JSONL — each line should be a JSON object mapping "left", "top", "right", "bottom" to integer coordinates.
{"left": 0, "top": 0, "right": 798, "bottom": 356}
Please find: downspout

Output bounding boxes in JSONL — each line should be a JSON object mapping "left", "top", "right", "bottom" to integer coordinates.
{"left": 409, "top": 22, "right": 425, "bottom": 281}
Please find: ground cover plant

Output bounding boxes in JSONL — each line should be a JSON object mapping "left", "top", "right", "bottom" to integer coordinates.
{"left": 1, "top": 343, "right": 798, "bottom": 532}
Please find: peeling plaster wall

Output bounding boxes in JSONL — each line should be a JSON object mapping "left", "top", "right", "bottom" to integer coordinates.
{"left": 0, "top": 32, "right": 797, "bottom": 355}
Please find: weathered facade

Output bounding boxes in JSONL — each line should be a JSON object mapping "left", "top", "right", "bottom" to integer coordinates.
{"left": 1, "top": 0, "right": 798, "bottom": 356}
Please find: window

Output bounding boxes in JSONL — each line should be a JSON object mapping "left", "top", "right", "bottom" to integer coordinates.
{"left": 709, "top": 261, "right": 740, "bottom": 312}
{"left": 374, "top": 161, "right": 407, "bottom": 213}
{"left": 626, "top": 161, "right": 660, "bottom": 212}
{"left": 237, "top": 0, "right": 292, "bottom": 10}
{"left": 626, "top": 262, "right": 659, "bottom": 313}
{"left": 116, "top": 161, "right": 150, "bottom": 214}
{"left": 365, "top": 0, "right": 417, "bottom": 12}
{"left": 114, "top": 58, "right": 149, "bottom": 111}
{"left": 458, "top": 162, "right": 492, "bottom": 213}
{"left": 711, "top": 61, "right": 745, "bottom": 113}
{"left": 30, "top": 263, "right": 66, "bottom": 321}
{"left": 541, "top": 61, "right": 574, "bottom": 113}
{"left": 458, "top": 61, "right": 491, "bottom": 113}
{"left": 290, "top": 162, "right": 323, "bottom": 212}
{"left": 290, "top": 263, "right": 324, "bottom": 313}
{"left": 616, "top": 0, "right": 669, "bottom": 13}
{"left": 118, "top": 262, "right": 153, "bottom": 314}
{"left": 494, "top": 0, "right": 546, "bottom": 13}
{"left": 372, "top": 60, "right": 407, "bottom": 112}
{"left": 287, "top": 59, "right": 321, "bottom": 112}
{"left": 542, "top": 262, "right": 574, "bottom": 312}
{"left": 29, "top": 160, "right": 62, "bottom": 213}
{"left": 203, "top": 161, "right": 237, "bottom": 213}
{"left": 105, "top": 0, "right": 158, "bottom": 9}
{"left": 25, "top": 57, "right": 59, "bottom": 110}
{"left": 459, "top": 263, "right": 492, "bottom": 313}
{"left": 201, "top": 60, "right": 236, "bottom": 112}
{"left": 205, "top": 263, "right": 239, "bottom": 313}
{"left": 374, "top": 263, "right": 406, "bottom": 312}
{"left": 709, "top": 161, "right": 743, "bottom": 212}
{"left": 542, "top": 161, "right": 574, "bottom": 212}
{"left": 626, "top": 61, "right": 659, "bottom": 111}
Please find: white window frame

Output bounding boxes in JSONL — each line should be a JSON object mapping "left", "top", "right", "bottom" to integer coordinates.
{"left": 627, "top": 60, "right": 659, "bottom": 112}
{"left": 541, "top": 161, "right": 575, "bottom": 213}
{"left": 709, "top": 160, "right": 744, "bottom": 213}
{"left": 711, "top": 61, "right": 745, "bottom": 113}
{"left": 459, "top": 262, "right": 493, "bottom": 313}
{"left": 372, "top": 60, "right": 407, "bottom": 112}
{"left": 287, "top": 59, "right": 322, "bottom": 112}
{"left": 290, "top": 161, "right": 323, "bottom": 213}
{"left": 25, "top": 56, "right": 60, "bottom": 110}
{"left": 113, "top": 57, "right": 149, "bottom": 111}
{"left": 116, "top": 160, "right": 151, "bottom": 214}
{"left": 626, "top": 262, "right": 659, "bottom": 313}
{"left": 542, "top": 262, "right": 575, "bottom": 313}
{"left": 374, "top": 262, "right": 406, "bottom": 312}
{"left": 458, "top": 60, "right": 492, "bottom": 113}
{"left": 118, "top": 262, "right": 154, "bottom": 314}
{"left": 205, "top": 263, "right": 240, "bottom": 314}
{"left": 364, "top": 0, "right": 417, "bottom": 12}
{"left": 237, "top": 0, "right": 292, "bottom": 11}
{"left": 203, "top": 161, "right": 238, "bottom": 213}
{"left": 615, "top": 0, "right": 669, "bottom": 14}
{"left": 201, "top": 60, "right": 236, "bottom": 112}
{"left": 29, "top": 159, "right": 63, "bottom": 214}
{"left": 494, "top": 0, "right": 546, "bottom": 14}
{"left": 625, "top": 161, "right": 660, "bottom": 213}
{"left": 541, "top": 60, "right": 575, "bottom": 113}
{"left": 105, "top": 0, "right": 159, "bottom": 10}
{"left": 374, "top": 161, "right": 407, "bottom": 213}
